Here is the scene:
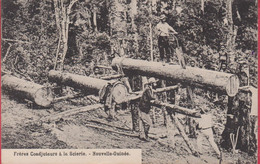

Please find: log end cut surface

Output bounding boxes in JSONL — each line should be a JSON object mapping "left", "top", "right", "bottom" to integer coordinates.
{"left": 34, "top": 87, "right": 54, "bottom": 107}
{"left": 111, "top": 82, "right": 128, "bottom": 104}
{"left": 225, "top": 75, "right": 239, "bottom": 97}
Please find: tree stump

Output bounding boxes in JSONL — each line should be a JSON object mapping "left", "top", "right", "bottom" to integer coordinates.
{"left": 221, "top": 90, "right": 256, "bottom": 154}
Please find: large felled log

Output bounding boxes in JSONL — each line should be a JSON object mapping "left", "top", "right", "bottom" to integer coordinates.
{"left": 49, "top": 70, "right": 108, "bottom": 94}
{"left": 1, "top": 75, "right": 53, "bottom": 107}
{"left": 112, "top": 57, "right": 239, "bottom": 96}
{"left": 151, "top": 100, "right": 201, "bottom": 118}
{"left": 48, "top": 70, "right": 128, "bottom": 104}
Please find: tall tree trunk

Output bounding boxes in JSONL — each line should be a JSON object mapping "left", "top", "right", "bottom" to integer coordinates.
{"left": 53, "top": 0, "right": 78, "bottom": 70}
{"left": 130, "top": 0, "right": 138, "bottom": 55}
{"left": 93, "top": 5, "right": 98, "bottom": 32}
{"left": 201, "top": 0, "right": 204, "bottom": 14}
{"left": 226, "top": 0, "right": 233, "bottom": 50}
{"left": 149, "top": 0, "right": 153, "bottom": 61}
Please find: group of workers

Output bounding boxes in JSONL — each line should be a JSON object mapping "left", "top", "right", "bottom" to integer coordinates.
{"left": 92, "top": 12, "right": 255, "bottom": 160}
{"left": 138, "top": 77, "right": 221, "bottom": 159}
{"left": 154, "top": 13, "right": 222, "bottom": 158}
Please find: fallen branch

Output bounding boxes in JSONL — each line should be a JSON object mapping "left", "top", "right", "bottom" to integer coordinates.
{"left": 86, "top": 95, "right": 99, "bottom": 102}
{"left": 41, "top": 103, "right": 103, "bottom": 122}
{"left": 53, "top": 93, "right": 83, "bottom": 102}
{"left": 85, "top": 122, "right": 160, "bottom": 140}
{"left": 2, "top": 43, "right": 12, "bottom": 63}
{"left": 1, "top": 70, "right": 12, "bottom": 75}
{"left": 85, "top": 96, "right": 99, "bottom": 104}
{"left": 12, "top": 65, "right": 34, "bottom": 82}
{"left": 10, "top": 54, "right": 34, "bottom": 82}
{"left": 2, "top": 38, "right": 31, "bottom": 44}
{"left": 96, "top": 65, "right": 113, "bottom": 69}
{"left": 170, "top": 114, "right": 199, "bottom": 157}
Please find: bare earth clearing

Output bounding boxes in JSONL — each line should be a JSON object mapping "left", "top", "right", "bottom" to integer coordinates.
{"left": 1, "top": 94, "right": 256, "bottom": 164}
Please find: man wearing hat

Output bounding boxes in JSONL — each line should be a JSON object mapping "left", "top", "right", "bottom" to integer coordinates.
{"left": 139, "top": 77, "right": 157, "bottom": 141}
{"left": 156, "top": 14, "right": 178, "bottom": 63}
{"left": 196, "top": 106, "right": 221, "bottom": 158}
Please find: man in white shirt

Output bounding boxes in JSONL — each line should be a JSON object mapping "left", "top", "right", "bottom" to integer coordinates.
{"left": 196, "top": 107, "right": 221, "bottom": 159}
{"left": 156, "top": 14, "right": 178, "bottom": 63}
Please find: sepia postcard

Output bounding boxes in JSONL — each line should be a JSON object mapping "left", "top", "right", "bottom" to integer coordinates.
{"left": 1, "top": 0, "right": 258, "bottom": 164}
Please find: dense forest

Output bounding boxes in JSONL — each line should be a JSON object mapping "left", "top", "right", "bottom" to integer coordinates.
{"left": 1, "top": 0, "right": 258, "bottom": 86}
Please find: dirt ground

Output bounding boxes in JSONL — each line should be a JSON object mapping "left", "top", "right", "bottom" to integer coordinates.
{"left": 1, "top": 93, "right": 257, "bottom": 164}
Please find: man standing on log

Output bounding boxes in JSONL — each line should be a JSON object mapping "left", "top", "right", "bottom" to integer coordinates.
{"left": 139, "top": 77, "right": 157, "bottom": 141}
{"left": 156, "top": 14, "right": 178, "bottom": 63}
{"left": 196, "top": 107, "right": 221, "bottom": 159}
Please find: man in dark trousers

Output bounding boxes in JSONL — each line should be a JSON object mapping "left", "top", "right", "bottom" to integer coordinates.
{"left": 156, "top": 14, "right": 178, "bottom": 63}
{"left": 139, "top": 77, "right": 157, "bottom": 141}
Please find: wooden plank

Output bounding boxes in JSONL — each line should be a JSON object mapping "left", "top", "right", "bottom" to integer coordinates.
{"left": 151, "top": 100, "right": 201, "bottom": 118}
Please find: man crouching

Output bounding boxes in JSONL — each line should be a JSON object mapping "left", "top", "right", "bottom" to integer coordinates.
{"left": 139, "top": 77, "right": 157, "bottom": 141}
